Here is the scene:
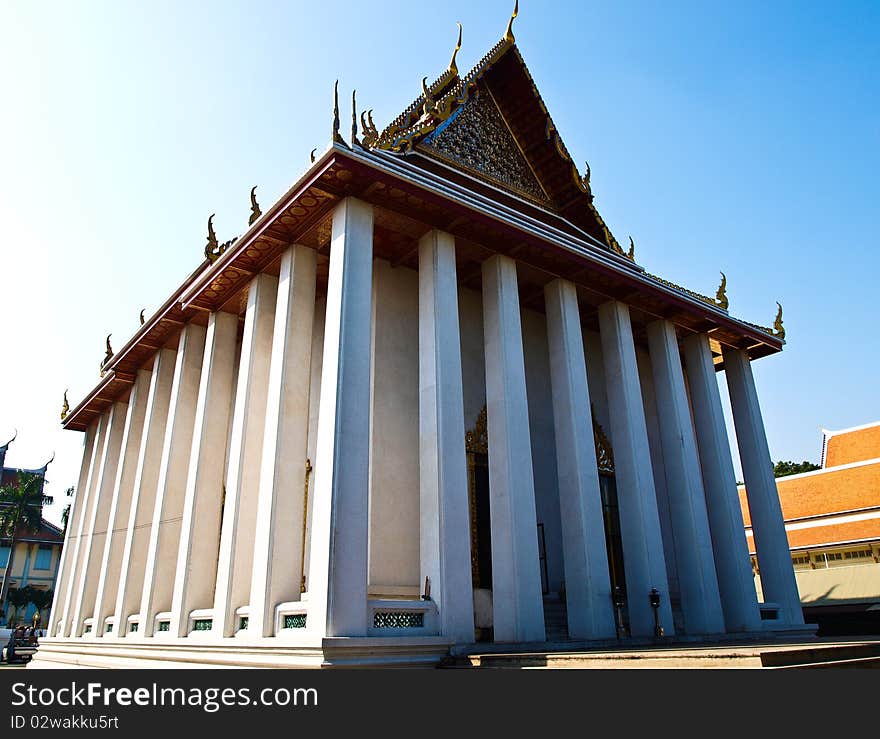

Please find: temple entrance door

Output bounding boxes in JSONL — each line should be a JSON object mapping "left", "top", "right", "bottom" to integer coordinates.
{"left": 466, "top": 407, "right": 493, "bottom": 641}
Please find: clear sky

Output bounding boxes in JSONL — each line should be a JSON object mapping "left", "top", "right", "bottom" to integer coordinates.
{"left": 1, "top": 1, "right": 878, "bottom": 526}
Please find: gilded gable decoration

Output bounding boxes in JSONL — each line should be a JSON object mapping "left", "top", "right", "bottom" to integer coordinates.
{"left": 420, "top": 86, "right": 547, "bottom": 203}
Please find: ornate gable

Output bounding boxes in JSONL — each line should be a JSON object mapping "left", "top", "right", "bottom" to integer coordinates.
{"left": 419, "top": 84, "right": 549, "bottom": 205}
{"left": 364, "top": 18, "right": 626, "bottom": 255}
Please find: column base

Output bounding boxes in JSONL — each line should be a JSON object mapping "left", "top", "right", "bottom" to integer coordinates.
{"left": 27, "top": 635, "right": 454, "bottom": 669}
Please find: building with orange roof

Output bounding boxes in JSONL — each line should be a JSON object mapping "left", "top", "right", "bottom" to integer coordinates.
{"left": 740, "top": 421, "right": 880, "bottom": 635}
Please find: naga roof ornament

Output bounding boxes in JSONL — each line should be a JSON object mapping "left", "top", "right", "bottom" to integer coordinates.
{"left": 773, "top": 302, "right": 785, "bottom": 340}
{"left": 100, "top": 334, "right": 113, "bottom": 377}
{"left": 249, "top": 186, "right": 262, "bottom": 226}
{"left": 715, "top": 272, "right": 729, "bottom": 311}
{"left": 61, "top": 390, "right": 69, "bottom": 421}
{"left": 204, "top": 213, "right": 237, "bottom": 263}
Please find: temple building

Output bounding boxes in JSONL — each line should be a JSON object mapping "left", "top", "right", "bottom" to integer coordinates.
{"left": 742, "top": 421, "right": 880, "bottom": 636}
{"left": 40, "top": 7, "right": 812, "bottom": 668}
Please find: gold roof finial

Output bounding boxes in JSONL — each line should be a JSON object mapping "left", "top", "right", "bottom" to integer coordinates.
{"left": 504, "top": 0, "right": 519, "bottom": 45}
{"left": 61, "top": 390, "right": 70, "bottom": 422}
{"left": 448, "top": 22, "right": 463, "bottom": 76}
{"left": 715, "top": 272, "right": 729, "bottom": 311}
{"left": 205, "top": 214, "right": 219, "bottom": 262}
{"left": 627, "top": 236, "right": 635, "bottom": 260}
{"left": 332, "top": 80, "right": 344, "bottom": 145}
{"left": 773, "top": 302, "right": 785, "bottom": 340}
{"left": 139, "top": 308, "right": 146, "bottom": 325}
{"left": 249, "top": 186, "right": 262, "bottom": 226}
{"left": 351, "top": 89, "right": 361, "bottom": 148}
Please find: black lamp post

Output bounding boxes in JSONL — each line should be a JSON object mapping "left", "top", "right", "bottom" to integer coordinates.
{"left": 649, "top": 588, "right": 664, "bottom": 638}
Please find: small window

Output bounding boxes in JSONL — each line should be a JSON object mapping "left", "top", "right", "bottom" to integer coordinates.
{"left": 792, "top": 554, "right": 811, "bottom": 569}
{"left": 34, "top": 545, "right": 52, "bottom": 570}
{"left": 843, "top": 549, "right": 873, "bottom": 561}
{"left": 0, "top": 546, "right": 9, "bottom": 568}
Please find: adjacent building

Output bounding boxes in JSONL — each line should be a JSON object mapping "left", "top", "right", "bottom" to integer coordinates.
{"left": 0, "top": 434, "right": 65, "bottom": 627}
{"left": 742, "top": 422, "right": 880, "bottom": 635}
{"left": 40, "top": 8, "right": 810, "bottom": 668}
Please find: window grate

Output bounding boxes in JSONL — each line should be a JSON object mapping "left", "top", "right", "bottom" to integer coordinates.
{"left": 193, "top": 619, "right": 213, "bottom": 632}
{"left": 157, "top": 621, "right": 170, "bottom": 632}
{"left": 283, "top": 614, "right": 307, "bottom": 629}
{"left": 372, "top": 612, "right": 424, "bottom": 629}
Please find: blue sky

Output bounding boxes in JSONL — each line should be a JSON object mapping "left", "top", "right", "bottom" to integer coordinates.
{"left": 1, "top": 1, "right": 878, "bottom": 524}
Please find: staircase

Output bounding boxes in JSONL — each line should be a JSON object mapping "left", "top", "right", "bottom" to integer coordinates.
{"left": 543, "top": 596, "right": 569, "bottom": 642}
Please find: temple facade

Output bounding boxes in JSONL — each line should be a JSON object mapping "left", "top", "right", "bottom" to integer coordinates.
{"left": 40, "top": 9, "right": 811, "bottom": 668}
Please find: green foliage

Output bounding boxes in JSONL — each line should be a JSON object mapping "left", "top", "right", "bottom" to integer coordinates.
{"left": 773, "top": 460, "right": 821, "bottom": 478}
{"left": 0, "top": 471, "right": 53, "bottom": 537}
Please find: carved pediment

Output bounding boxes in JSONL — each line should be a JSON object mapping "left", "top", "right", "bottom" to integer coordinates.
{"left": 419, "top": 85, "right": 548, "bottom": 205}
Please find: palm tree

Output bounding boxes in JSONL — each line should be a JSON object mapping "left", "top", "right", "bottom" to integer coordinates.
{"left": 0, "top": 471, "right": 53, "bottom": 622}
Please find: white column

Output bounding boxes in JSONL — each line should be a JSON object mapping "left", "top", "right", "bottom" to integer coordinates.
{"left": 418, "top": 230, "right": 475, "bottom": 643}
{"left": 170, "top": 311, "right": 239, "bottom": 637}
{"left": 724, "top": 347, "right": 803, "bottom": 625}
{"left": 212, "top": 275, "right": 278, "bottom": 637}
{"left": 598, "top": 300, "right": 674, "bottom": 637}
{"left": 544, "top": 279, "right": 616, "bottom": 640}
{"left": 481, "top": 254, "right": 545, "bottom": 643}
{"left": 69, "top": 400, "right": 128, "bottom": 637}
{"left": 306, "top": 197, "right": 373, "bottom": 637}
{"left": 92, "top": 369, "right": 152, "bottom": 636}
{"left": 248, "top": 246, "right": 316, "bottom": 637}
{"left": 48, "top": 422, "right": 98, "bottom": 636}
{"left": 57, "top": 414, "right": 108, "bottom": 637}
{"left": 682, "top": 334, "right": 761, "bottom": 632}
{"left": 646, "top": 320, "right": 725, "bottom": 635}
{"left": 112, "top": 349, "right": 177, "bottom": 638}
{"left": 139, "top": 323, "right": 206, "bottom": 637}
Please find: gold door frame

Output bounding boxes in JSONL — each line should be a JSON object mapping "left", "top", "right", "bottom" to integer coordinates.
{"left": 466, "top": 405, "right": 489, "bottom": 587}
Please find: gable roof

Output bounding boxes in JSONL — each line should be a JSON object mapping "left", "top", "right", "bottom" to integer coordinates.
{"left": 365, "top": 31, "right": 625, "bottom": 255}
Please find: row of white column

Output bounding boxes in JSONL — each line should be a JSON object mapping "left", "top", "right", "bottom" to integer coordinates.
{"left": 48, "top": 195, "right": 802, "bottom": 645}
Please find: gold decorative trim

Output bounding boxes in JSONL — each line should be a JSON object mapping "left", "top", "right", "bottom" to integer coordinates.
{"left": 301, "top": 458, "right": 312, "bottom": 594}
{"left": 593, "top": 414, "right": 614, "bottom": 474}
{"left": 466, "top": 405, "right": 488, "bottom": 455}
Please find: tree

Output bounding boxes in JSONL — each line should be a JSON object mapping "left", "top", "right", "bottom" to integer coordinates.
{"left": 60, "top": 486, "right": 73, "bottom": 536}
{"left": 5, "top": 587, "right": 29, "bottom": 625}
{"left": 0, "top": 471, "right": 53, "bottom": 623}
{"left": 774, "top": 460, "right": 821, "bottom": 478}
